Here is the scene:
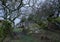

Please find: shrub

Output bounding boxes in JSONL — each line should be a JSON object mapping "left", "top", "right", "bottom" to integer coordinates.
{"left": 0, "top": 20, "right": 13, "bottom": 42}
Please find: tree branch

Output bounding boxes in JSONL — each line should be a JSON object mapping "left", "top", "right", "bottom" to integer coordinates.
{"left": 2, "top": 0, "right": 23, "bottom": 12}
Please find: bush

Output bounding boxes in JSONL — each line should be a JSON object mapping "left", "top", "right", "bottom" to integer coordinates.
{"left": 0, "top": 20, "right": 13, "bottom": 41}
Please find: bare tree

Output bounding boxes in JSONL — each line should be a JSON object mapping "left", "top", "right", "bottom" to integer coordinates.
{"left": 0, "top": 0, "right": 23, "bottom": 27}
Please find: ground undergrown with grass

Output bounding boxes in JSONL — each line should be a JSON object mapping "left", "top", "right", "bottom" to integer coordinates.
{"left": 1, "top": 28, "right": 60, "bottom": 42}
{"left": 3, "top": 33, "right": 38, "bottom": 42}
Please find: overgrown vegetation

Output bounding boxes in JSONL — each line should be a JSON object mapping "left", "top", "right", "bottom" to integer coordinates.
{"left": 0, "top": 0, "right": 60, "bottom": 42}
{"left": 0, "top": 20, "right": 13, "bottom": 42}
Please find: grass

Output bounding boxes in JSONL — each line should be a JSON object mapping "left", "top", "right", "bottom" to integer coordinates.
{"left": 12, "top": 28, "right": 60, "bottom": 42}
{"left": 15, "top": 35, "right": 38, "bottom": 42}
{"left": 13, "top": 28, "right": 23, "bottom": 32}
{"left": 1, "top": 28, "right": 60, "bottom": 42}
{"left": 2, "top": 28, "right": 38, "bottom": 42}
{"left": 3, "top": 35, "right": 38, "bottom": 42}
{"left": 55, "top": 17, "right": 60, "bottom": 22}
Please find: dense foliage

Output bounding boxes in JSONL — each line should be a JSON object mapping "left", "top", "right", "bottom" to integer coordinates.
{"left": 0, "top": 20, "right": 13, "bottom": 42}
